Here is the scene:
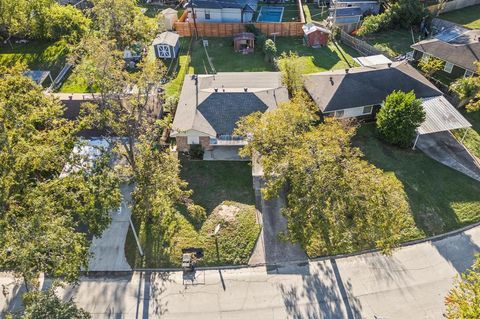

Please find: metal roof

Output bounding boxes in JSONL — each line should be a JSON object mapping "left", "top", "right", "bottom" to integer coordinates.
{"left": 417, "top": 96, "right": 471, "bottom": 135}
{"left": 353, "top": 54, "right": 392, "bottom": 67}
{"left": 24, "top": 70, "right": 51, "bottom": 85}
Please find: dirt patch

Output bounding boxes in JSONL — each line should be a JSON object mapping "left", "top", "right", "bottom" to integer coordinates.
{"left": 213, "top": 204, "right": 240, "bottom": 223}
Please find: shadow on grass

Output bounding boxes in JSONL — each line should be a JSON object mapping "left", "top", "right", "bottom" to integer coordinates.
{"left": 352, "top": 124, "right": 480, "bottom": 236}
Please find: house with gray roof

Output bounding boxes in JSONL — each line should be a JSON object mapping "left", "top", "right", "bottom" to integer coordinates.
{"left": 303, "top": 61, "right": 443, "bottom": 119}
{"left": 171, "top": 72, "right": 289, "bottom": 156}
{"left": 411, "top": 28, "right": 480, "bottom": 78}
{"left": 184, "top": 0, "right": 258, "bottom": 23}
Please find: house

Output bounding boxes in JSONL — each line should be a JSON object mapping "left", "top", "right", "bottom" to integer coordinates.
{"left": 411, "top": 28, "right": 480, "bottom": 78}
{"left": 303, "top": 61, "right": 442, "bottom": 119}
{"left": 302, "top": 23, "right": 331, "bottom": 47}
{"left": 171, "top": 72, "right": 289, "bottom": 155}
{"left": 184, "top": 0, "right": 258, "bottom": 23}
{"left": 330, "top": 0, "right": 380, "bottom": 14}
{"left": 328, "top": 7, "right": 362, "bottom": 33}
{"left": 152, "top": 32, "right": 180, "bottom": 59}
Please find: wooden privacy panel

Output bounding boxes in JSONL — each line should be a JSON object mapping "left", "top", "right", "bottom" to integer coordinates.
{"left": 173, "top": 21, "right": 305, "bottom": 37}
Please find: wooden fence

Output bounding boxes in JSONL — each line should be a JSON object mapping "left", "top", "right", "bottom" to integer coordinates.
{"left": 174, "top": 21, "right": 305, "bottom": 37}
{"left": 339, "top": 30, "right": 395, "bottom": 59}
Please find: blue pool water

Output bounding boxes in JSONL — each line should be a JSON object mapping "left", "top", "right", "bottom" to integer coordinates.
{"left": 257, "top": 6, "right": 284, "bottom": 23}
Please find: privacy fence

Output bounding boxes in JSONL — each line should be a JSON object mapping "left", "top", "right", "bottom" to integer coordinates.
{"left": 339, "top": 30, "right": 395, "bottom": 59}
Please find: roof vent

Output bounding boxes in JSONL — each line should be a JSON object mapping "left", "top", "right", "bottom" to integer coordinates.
{"left": 244, "top": 87, "right": 248, "bottom": 92}
{"left": 345, "top": 69, "right": 349, "bottom": 73}
{"left": 214, "top": 88, "right": 218, "bottom": 92}
{"left": 329, "top": 76, "right": 334, "bottom": 85}
{"left": 222, "top": 88, "right": 225, "bottom": 92}
{"left": 387, "top": 63, "right": 392, "bottom": 68}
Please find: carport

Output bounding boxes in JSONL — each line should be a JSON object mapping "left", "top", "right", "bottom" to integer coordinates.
{"left": 412, "top": 96, "right": 472, "bottom": 150}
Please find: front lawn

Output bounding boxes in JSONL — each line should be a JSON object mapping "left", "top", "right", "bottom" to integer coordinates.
{"left": 189, "top": 37, "right": 358, "bottom": 74}
{"left": 0, "top": 40, "right": 68, "bottom": 78}
{"left": 440, "top": 5, "right": 480, "bottom": 29}
{"left": 353, "top": 124, "right": 480, "bottom": 236}
{"left": 125, "top": 160, "right": 260, "bottom": 268}
{"left": 361, "top": 29, "right": 421, "bottom": 57}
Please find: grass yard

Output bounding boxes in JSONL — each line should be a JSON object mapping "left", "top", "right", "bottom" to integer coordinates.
{"left": 452, "top": 109, "right": 480, "bottom": 159}
{"left": 188, "top": 37, "right": 358, "bottom": 74}
{"left": 0, "top": 40, "right": 68, "bottom": 79}
{"left": 440, "top": 5, "right": 480, "bottom": 29}
{"left": 353, "top": 124, "right": 480, "bottom": 236}
{"left": 303, "top": 3, "right": 328, "bottom": 23}
{"left": 125, "top": 160, "right": 259, "bottom": 268}
{"left": 362, "top": 29, "right": 421, "bottom": 57}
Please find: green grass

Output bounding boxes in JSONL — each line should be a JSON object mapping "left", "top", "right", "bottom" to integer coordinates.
{"left": 304, "top": 3, "right": 328, "bottom": 23}
{"left": 353, "top": 124, "right": 480, "bottom": 236}
{"left": 188, "top": 37, "right": 358, "bottom": 75}
{"left": 362, "top": 29, "right": 421, "bottom": 56}
{"left": 452, "top": 110, "right": 480, "bottom": 159}
{"left": 440, "top": 5, "right": 480, "bottom": 29}
{"left": 125, "top": 160, "right": 259, "bottom": 267}
{"left": 255, "top": 2, "right": 300, "bottom": 22}
{"left": 0, "top": 40, "right": 68, "bottom": 78}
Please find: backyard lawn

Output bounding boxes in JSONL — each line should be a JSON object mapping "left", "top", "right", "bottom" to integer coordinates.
{"left": 304, "top": 3, "right": 328, "bottom": 23}
{"left": 362, "top": 29, "right": 421, "bottom": 57}
{"left": 0, "top": 40, "right": 68, "bottom": 79}
{"left": 125, "top": 160, "right": 260, "bottom": 268}
{"left": 353, "top": 124, "right": 480, "bottom": 236}
{"left": 440, "top": 5, "right": 480, "bottom": 29}
{"left": 188, "top": 37, "right": 358, "bottom": 74}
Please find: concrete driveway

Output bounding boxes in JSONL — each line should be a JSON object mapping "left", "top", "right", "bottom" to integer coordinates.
{"left": 417, "top": 131, "right": 480, "bottom": 181}
{"left": 87, "top": 184, "right": 133, "bottom": 272}
{"left": 2, "top": 224, "right": 480, "bottom": 318}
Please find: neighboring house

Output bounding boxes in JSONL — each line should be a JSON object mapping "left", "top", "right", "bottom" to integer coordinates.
{"left": 184, "top": 0, "right": 258, "bottom": 23}
{"left": 328, "top": 7, "right": 362, "bottom": 33}
{"left": 171, "top": 72, "right": 289, "bottom": 152}
{"left": 152, "top": 32, "right": 180, "bottom": 59}
{"left": 411, "top": 28, "right": 480, "bottom": 78}
{"left": 330, "top": 0, "right": 380, "bottom": 14}
{"left": 303, "top": 61, "right": 442, "bottom": 119}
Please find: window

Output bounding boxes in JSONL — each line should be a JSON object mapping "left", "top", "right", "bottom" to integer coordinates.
{"left": 187, "top": 136, "right": 199, "bottom": 144}
{"left": 335, "top": 110, "right": 344, "bottom": 118}
{"left": 465, "top": 69, "right": 474, "bottom": 77}
{"left": 205, "top": 10, "right": 210, "bottom": 20}
{"left": 362, "top": 106, "right": 373, "bottom": 115}
{"left": 443, "top": 62, "right": 453, "bottom": 73}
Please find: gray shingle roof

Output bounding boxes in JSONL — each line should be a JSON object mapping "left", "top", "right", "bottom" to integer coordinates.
{"left": 152, "top": 31, "right": 179, "bottom": 47}
{"left": 411, "top": 29, "right": 480, "bottom": 72}
{"left": 303, "top": 61, "right": 442, "bottom": 112}
{"left": 172, "top": 72, "right": 289, "bottom": 137}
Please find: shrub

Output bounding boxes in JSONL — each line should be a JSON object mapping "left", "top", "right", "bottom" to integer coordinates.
{"left": 376, "top": 90, "right": 426, "bottom": 148}
{"left": 418, "top": 57, "right": 444, "bottom": 78}
{"left": 263, "top": 38, "right": 277, "bottom": 63}
{"left": 189, "top": 144, "right": 204, "bottom": 160}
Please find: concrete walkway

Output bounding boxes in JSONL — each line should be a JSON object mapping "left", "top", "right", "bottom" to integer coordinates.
{"left": 2, "top": 224, "right": 480, "bottom": 318}
{"left": 87, "top": 184, "right": 133, "bottom": 272}
{"left": 417, "top": 131, "right": 480, "bottom": 181}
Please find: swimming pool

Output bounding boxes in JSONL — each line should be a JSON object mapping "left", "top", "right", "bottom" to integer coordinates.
{"left": 256, "top": 6, "right": 284, "bottom": 23}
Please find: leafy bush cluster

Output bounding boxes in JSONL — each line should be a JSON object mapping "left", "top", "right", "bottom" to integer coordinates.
{"left": 358, "top": 0, "right": 428, "bottom": 36}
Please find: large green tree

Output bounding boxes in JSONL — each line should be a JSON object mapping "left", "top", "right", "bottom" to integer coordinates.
{"left": 235, "top": 94, "right": 418, "bottom": 256}
{"left": 376, "top": 90, "right": 425, "bottom": 148}
{"left": 0, "top": 65, "right": 120, "bottom": 288}
{"left": 450, "top": 63, "right": 480, "bottom": 112}
{"left": 445, "top": 254, "right": 480, "bottom": 318}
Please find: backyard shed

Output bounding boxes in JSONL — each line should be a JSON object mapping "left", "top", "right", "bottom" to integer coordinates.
{"left": 233, "top": 32, "right": 255, "bottom": 53}
{"left": 302, "top": 23, "right": 330, "bottom": 47}
{"left": 161, "top": 8, "right": 178, "bottom": 30}
{"left": 152, "top": 32, "right": 180, "bottom": 59}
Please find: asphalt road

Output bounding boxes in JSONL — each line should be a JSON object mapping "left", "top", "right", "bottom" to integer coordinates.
{"left": 2, "top": 223, "right": 479, "bottom": 318}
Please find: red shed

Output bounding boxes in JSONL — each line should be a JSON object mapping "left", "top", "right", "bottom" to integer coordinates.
{"left": 303, "top": 24, "right": 331, "bottom": 48}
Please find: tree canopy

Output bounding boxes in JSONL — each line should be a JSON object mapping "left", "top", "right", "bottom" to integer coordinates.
{"left": 235, "top": 93, "right": 418, "bottom": 256}
{"left": 450, "top": 63, "right": 480, "bottom": 112}
{"left": 0, "top": 66, "right": 120, "bottom": 288}
{"left": 376, "top": 90, "right": 425, "bottom": 148}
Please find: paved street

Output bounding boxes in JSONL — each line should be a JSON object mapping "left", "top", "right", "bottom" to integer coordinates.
{"left": 2, "top": 223, "right": 479, "bottom": 318}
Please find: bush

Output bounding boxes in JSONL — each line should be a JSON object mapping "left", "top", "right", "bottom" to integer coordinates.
{"left": 277, "top": 51, "right": 305, "bottom": 96}
{"left": 376, "top": 90, "right": 426, "bottom": 148}
{"left": 189, "top": 144, "right": 204, "bottom": 160}
{"left": 263, "top": 39, "right": 277, "bottom": 63}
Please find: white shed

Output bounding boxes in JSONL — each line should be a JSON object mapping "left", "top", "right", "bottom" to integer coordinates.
{"left": 153, "top": 32, "right": 180, "bottom": 59}
{"left": 161, "top": 8, "right": 178, "bottom": 31}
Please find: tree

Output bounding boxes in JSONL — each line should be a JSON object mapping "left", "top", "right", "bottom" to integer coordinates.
{"left": 376, "top": 90, "right": 425, "bottom": 148}
{"left": 0, "top": 65, "right": 120, "bottom": 289}
{"left": 450, "top": 63, "right": 480, "bottom": 112}
{"left": 418, "top": 56, "right": 444, "bottom": 78}
{"left": 90, "top": 0, "right": 157, "bottom": 48}
{"left": 235, "top": 94, "right": 417, "bottom": 256}
{"left": 19, "top": 288, "right": 90, "bottom": 319}
{"left": 44, "top": 3, "right": 91, "bottom": 42}
{"left": 263, "top": 39, "right": 277, "bottom": 63}
{"left": 277, "top": 52, "right": 305, "bottom": 96}
{"left": 445, "top": 254, "right": 480, "bottom": 318}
